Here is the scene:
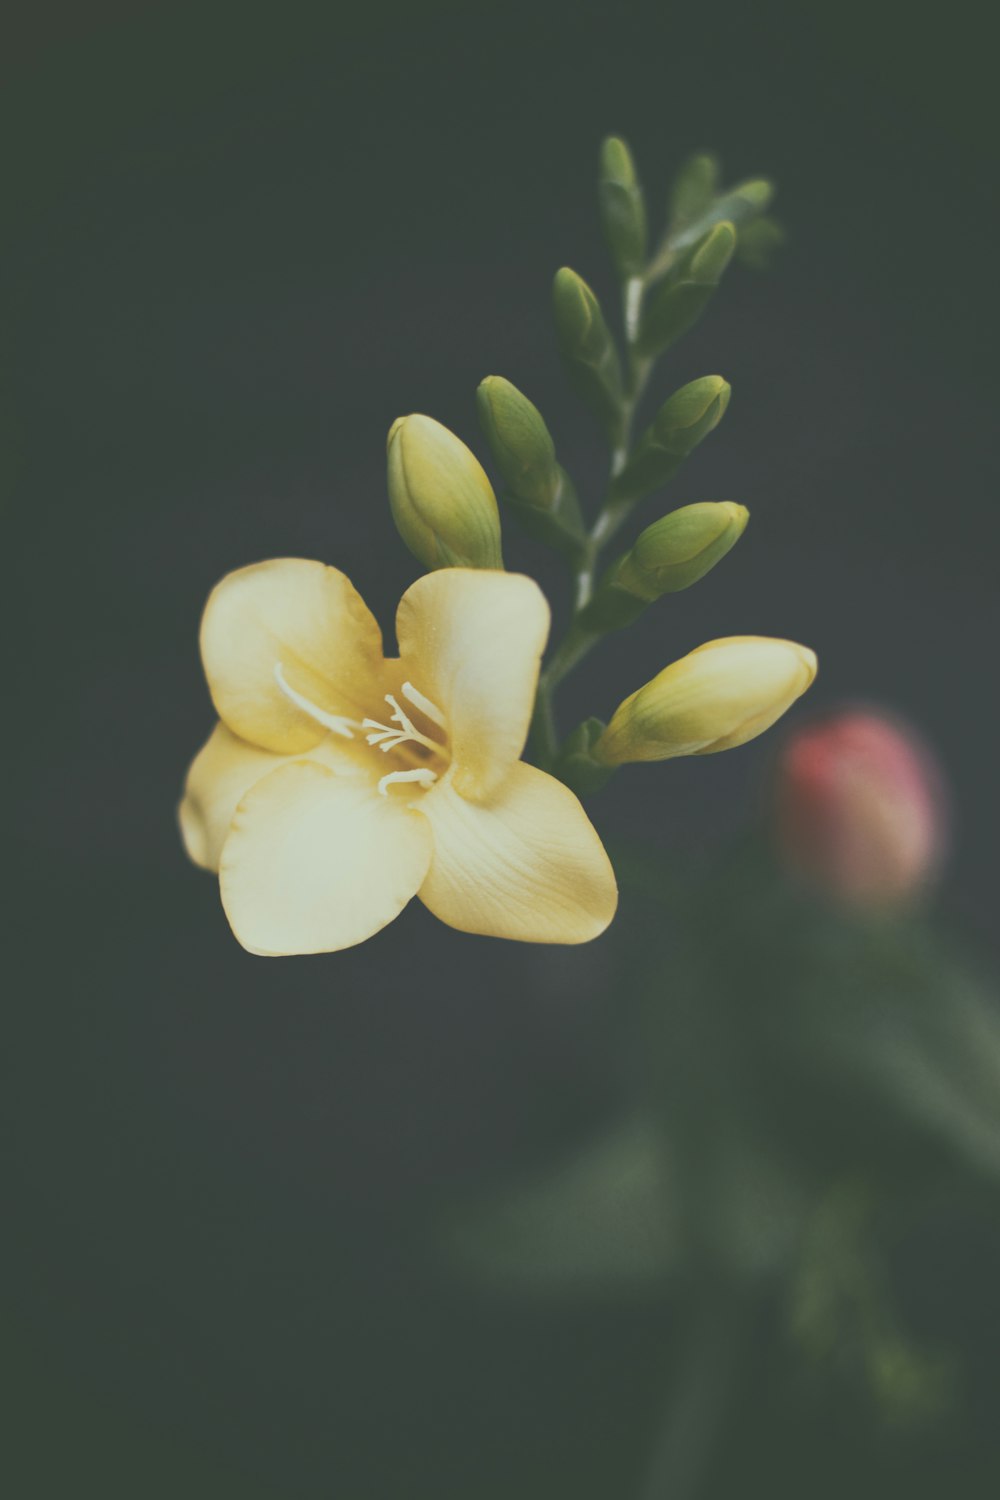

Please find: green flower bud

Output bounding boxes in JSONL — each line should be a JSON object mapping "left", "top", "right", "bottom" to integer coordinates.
{"left": 387, "top": 414, "right": 503, "bottom": 571}
{"left": 736, "top": 215, "right": 786, "bottom": 271}
{"left": 638, "top": 221, "right": 737, "bottom": 357}
{"left": 612, "top": 375, "right": 730, "bottom": 504}
{"left": 669, "top": 177, "right": 774, "bottom": 255}
{"left": 598, "top": 135, "right": 648, "bottom": 281}
{"left": 614, "top": 501, "right": 749, "bottom": 599}
{"left": 476, "top": 376, "right": 561, "bottom": 510}
{"left": 595, "top": 637, "right": 817, "bottom": 766}
{"left": 579, "top": 503, "right": 747, "bottom": 635}
{"left": 552, "top": 267, "right": 624, "bottom": 442}
{"left": 668, "top": 152, "right": 720, "bottom": 234}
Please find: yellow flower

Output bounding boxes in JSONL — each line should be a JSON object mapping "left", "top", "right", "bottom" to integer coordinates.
{"left": 179, "top": 560, "right": 617, "bottom": 955}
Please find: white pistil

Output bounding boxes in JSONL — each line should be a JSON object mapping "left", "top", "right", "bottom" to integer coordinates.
{"left": 363, "top": 694, "right": 442, "bottom": 756}
{"left": 377, "top": 767, "right": 438, "bottom": 797}
{"left": 273, "top": 663, "right": 356, "bottom": 738}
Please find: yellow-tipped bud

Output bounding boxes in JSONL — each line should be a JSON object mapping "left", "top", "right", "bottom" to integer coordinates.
{"left": 595, "top": 636, "right": 817, "bottom": 765}
{"left": 387, "top": 414, "right": 503, "bottom": 571}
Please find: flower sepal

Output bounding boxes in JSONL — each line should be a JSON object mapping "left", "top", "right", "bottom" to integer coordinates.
{"left": 553, "top": 717, "right": 617, "bottom": 799}
{"left": 502, "top": 469, "right": 588, "bottom": 560}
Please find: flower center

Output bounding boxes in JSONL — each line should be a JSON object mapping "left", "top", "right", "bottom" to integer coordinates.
{"left": 362, "top": 684, "right": 449, "bottom": 796}
{"left": 273, "top": 664, "right": 449, "bottom": 797}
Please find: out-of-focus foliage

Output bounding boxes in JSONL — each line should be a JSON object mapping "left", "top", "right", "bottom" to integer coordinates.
{"left": 439, "top": 710, "right": 1000, "bottom": 1494}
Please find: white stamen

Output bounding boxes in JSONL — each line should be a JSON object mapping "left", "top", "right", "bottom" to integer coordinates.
{"left": 400, "top": 680, "right": 447, "bottom": 729}
{"left": 378, "top": 767, "right": 438, "bottom": 797}
{"left": 362, "top": 694, "right": 441, "bottom": 756}
{"left": 273, "top": 663, "right": 356, "bottom": 738}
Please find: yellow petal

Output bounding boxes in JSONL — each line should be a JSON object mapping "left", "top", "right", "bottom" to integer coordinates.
{"left": 417, "top": 762, "right": 617, "bottom": 944}
{"left": 219, "top": 761, "right": 433, "bottom": 956}
{"left": 395, "top": 569, "right": 549, "bottom": 799}
{"left": 179, "top": 723, "right": 290, "bottom": 872}
{"left": 200, "top": 558, "right": 384, "bottom": 753}
{"left": 178, "top": 721, "right": 368, "bottom": 873}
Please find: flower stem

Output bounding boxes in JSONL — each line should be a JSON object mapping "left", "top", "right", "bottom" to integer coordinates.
{"left": 529, "top": 677, "right": 559, "bottom": 769}
{"left": 637, "top": 1283, "right": 748, "bottom": 1500}
{"left": 533, "top": 270, "right": 653, "bottom": 766}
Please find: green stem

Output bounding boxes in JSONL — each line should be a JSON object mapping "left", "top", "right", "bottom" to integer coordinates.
{"left": 545, "top": 622, "right": 601, "bottom": 691}
{"left": 529, "top": 678, "right": 558, "bottom": 769}
{"left": 532, "top": 268, "right": 653, "bottom": 763}
{"left": 574, "top": 348, "right": 651, "bottom": 610}
{"left": 572, "top": 539, "right": 599, "bottom": 612}
{"left": 637, "top": 1284, "right": 748, "bottom": 1500}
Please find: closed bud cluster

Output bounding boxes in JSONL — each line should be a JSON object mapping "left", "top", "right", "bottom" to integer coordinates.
{"left": 387, "top": 414, "right": 503, "bottom": 571}
{"left": 613, "top": 375, "right": 730, "bottom": 503}
{"left": 669, "top": 176, "right": 774, "bottom": 255}
{"left": 552, "top": 267, "right": 624, "bottom": 441}
{"left": 774, "top": 709, "right": 947, "bottom": 910}
{"left": 638, "top": 221, "right": 737, "bottom": 357}
{"left": 595, "top": 636, "right": 817, "bottom": 766}
{"left": 615, "top": 501, "right": 748, "bottom": 599}
{"left": 598, "top": 135, "right": 648, "bottom": 281}
{"left": 476, "top": 376, "right": 561, "bottom": 511}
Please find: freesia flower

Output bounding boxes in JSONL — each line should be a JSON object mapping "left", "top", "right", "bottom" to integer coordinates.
{"left": 180, "top": 561, "right": 617, "bottom": 955}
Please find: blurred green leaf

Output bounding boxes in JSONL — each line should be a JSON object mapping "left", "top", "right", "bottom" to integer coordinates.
{"left": 844, "top": 958, "right": 1000, "bottom": 1182}
{"left": 736, "top": 214, "right": 786, "bottom": 270}
{"left": 440, "top": 1115, "right": 678, "bottom": 1294}
{"left": 692, "top": 1119, "right": 809, "bottom": 1280}
{"left": 696, "top": 847, "right": 1000, "bottom": 1193}
{"left": 789, "top": 1180, "right": 954, "bottom": 1429}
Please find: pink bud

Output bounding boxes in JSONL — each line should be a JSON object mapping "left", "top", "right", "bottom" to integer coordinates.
{"left": 774, "top": 708, "right": 948, "bottom": 909}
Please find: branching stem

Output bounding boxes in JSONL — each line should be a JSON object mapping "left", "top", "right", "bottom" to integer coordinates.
{"left": 530, "top": 279, "right": 654, "bottom": 766}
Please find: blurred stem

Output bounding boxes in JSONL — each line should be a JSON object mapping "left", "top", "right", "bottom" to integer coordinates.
{"left": 638, "top": 1283, "right": 748, "bottom": 1500}
{"left": 545, "top": 622, "right": 601, "bottom": 690}
{"left": 531, "top": 624, "right": 598, "bottom": 767}
{"left": 644, "top": 219, "right": 691, "bottom": 284}
{"left": 529, "top": 679, "right": 558, "bottom": 769}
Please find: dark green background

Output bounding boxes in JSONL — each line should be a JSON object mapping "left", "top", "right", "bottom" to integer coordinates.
{"left": 8, "top": 2, "right": 999, "bottom": 1495}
